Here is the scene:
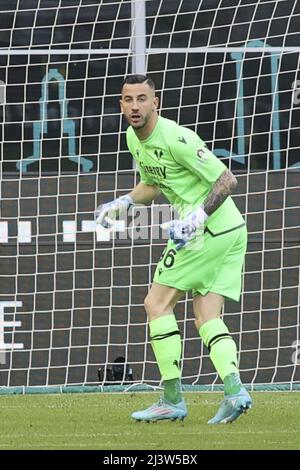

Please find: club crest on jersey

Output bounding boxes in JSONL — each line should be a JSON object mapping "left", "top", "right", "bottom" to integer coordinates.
{"left": 154, "top": 149, "right": 163, "bottom": 160}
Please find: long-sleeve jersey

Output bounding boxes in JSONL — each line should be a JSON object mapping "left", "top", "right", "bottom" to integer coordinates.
{"left": 126, "top": 116, "right": 245, "bottom": 235}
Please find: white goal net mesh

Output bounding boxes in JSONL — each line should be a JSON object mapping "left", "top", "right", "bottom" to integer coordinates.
{"left": 0, "top": 0, "right": 299, "bottom": 391}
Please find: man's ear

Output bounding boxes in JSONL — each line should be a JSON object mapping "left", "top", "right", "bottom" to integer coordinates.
{"left": 119, "top": 99, "right": 124, "bottom": 113}
{"left": 153, "top": 96, "right": 159, "bottom": 110}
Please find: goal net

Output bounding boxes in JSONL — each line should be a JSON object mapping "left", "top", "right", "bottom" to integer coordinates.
{"left": 0, "top": 0, "right": 299, "bottom": 392}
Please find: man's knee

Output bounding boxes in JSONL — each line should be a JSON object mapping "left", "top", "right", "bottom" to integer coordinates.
{"left": 193, "top": 292, "right": 224, "bottom": 329}
{"left": 144, "top": 293, "right": 162, "bottom": 318}
{"left": 144, "top": 293, "right": 172, "bottom": 320}
{"left": 194, "top": 317, "right": 202, "bottom": 331}
{"left": 143, "top": 293, "right": 152, "bottom": 314}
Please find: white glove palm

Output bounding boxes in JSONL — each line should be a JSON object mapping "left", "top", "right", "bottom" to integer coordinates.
{"left": 162, "top": 207, "right": 208, "bottom": 250}
{"left": 95, "top": 195, "right": 133, "bottom": 229}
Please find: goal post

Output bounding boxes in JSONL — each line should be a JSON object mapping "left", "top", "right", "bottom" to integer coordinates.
{"left": 0, "top": 0, "right": 300, "bottom": 393}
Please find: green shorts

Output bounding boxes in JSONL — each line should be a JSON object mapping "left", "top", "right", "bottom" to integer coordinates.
{"left": 153, "top": 225, "right": 247, "bottom": 301}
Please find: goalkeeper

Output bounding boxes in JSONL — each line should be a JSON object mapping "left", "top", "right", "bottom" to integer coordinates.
{"left": 96, "top": 74, "right": 252, "bottom": 424}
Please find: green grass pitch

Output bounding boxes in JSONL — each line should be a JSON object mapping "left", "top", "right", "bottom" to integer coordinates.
{"left": 0, "top": 392, "right": 299, "bottom": 450}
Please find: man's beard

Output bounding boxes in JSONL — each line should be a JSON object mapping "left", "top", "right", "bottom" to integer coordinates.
{"left": 129, "top": 112, "right": 151, "bottom": 129}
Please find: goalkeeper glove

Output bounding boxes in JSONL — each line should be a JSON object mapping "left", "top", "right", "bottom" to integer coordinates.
{"left": 95, "top": 195, "right": 133, "bottom": 229}
{"left": 161, "top": 206, "right": 208, "bottom": 250}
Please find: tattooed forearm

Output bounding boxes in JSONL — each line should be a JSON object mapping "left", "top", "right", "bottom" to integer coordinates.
{"left": 203, "top": 170, "right": 237, "bottom": 216}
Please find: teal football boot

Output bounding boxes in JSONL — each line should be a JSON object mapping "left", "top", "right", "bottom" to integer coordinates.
{"left": 132, "top": 397, "right": 187, "bottom": 422}
{"left": 208, "top": 387, "right": 252, "bottom": 424}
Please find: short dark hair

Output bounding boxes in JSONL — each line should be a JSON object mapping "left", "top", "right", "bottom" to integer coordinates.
{"left": 121, "top": 74, "right": 155, "bottom": 91}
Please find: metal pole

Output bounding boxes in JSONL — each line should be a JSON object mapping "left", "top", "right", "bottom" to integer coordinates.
{"left": 131, "top": 0, "right": 146, "bottom": 74}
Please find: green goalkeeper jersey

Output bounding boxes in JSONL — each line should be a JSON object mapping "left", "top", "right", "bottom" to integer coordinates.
{"left": 126, "top": 116, "right": 245, "bottom": 235}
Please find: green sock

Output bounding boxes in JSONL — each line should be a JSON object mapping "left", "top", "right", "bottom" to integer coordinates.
{"left": 164, "top": 378, "right": 182, "bottom": 405}
{"left": 150, "top": 314, "right": 182, "bottom": 404}
{"left": 199, "top": 318, "right": 241, "bottom": 385}
{"left": 223, "top": 373, "right": 242, "bottom": 395}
